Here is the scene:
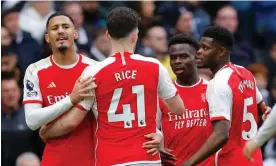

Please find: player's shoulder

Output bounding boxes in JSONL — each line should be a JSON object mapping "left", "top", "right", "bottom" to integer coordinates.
{"left": 234, "top": 64, "right": 254, "bottom": 77}
{"left": 201, "top": 79, "right": 209, "bottom": 85}
{"left": 198, "top": 79, "right": 209, "bottom": 90}
{"left": 25, "top": 57, "right": 52, "bottom": 75}
{"left": 213, "top": 67, "right": 234, "bottom": 84}
{"left": 208, "top": 68, "right": 233, "bottom": 94}
{"left": 82, "top": 56, "right": 116, "bottom": 77}
{"left": 81, "top": 55, "right": 98, "bottom": 66}
{"left": 130, "top": 54, "right": 161, "bottom": 65}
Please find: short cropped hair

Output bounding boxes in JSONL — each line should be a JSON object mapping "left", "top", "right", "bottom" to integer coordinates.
{"left": 168, "top": 33, "right": 199, "bottom": 50}
{"left": 106, "top": 7, "right": 141, "bottom": 39}
{"left": 202, "top": 26, "right": 234, "bottom": 51}
{"left": 46, "top": 12, "right": 75, "bottom": 29}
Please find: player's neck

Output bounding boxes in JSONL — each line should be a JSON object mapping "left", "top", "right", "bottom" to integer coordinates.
{"left": 211, "top": 59, "right": 230, "bottom": 75}
{"left": 177, "top": 73, "right": 200, "bottom": 86}
{"left": 110, "top": 40, "right": 134, "bottom": 55}
{"left": 52, "top": 49, "right": 79, "bottom": 65}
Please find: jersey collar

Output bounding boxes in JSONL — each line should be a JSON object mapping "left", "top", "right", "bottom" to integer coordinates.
{"left": 50, "top": 54, "right": 82, "bottom": 69}
{"left": 174, "top": 78, "right": 203, "bottom": 88}
{"left": 111, "top": 52, "right": 133, "bottom": 58}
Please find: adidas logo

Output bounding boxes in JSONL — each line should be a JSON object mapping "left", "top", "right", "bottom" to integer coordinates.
{"left": 47, "top": 82, "right": 56, "bottom": 88}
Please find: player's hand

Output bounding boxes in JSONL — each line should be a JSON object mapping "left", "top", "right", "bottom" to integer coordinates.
{"left": 70, "top": 77, "right": 97, "bottom": 104}
{"left": 143, "top": 133, "right": 163, "bottom": 155}
{"left": 262, "top": 106, "right": 272, "bottom": 121}
{"left": 160, "top": 148, "right": 177, "bottom": 166}
{"left": 39, "top": 125, "right": 49, "bottom": 143}
{"left": 243, "top": 140, "right": 259, "bottom": 162}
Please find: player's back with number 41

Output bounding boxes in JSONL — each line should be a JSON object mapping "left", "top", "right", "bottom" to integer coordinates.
{"left": 76, "top": 7, "right": 185, "bottom": 166}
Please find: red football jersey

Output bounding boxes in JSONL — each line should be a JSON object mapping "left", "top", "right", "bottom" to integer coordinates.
{"left": 78, "top": 52, "right": 178, "bottom": 166}
{"left": 207, "top": 62, "right": 263, "bottom": 166}
{"left": 23, "top": 55, "right": 97, "bottom": 166}
{"left": 158, "top": 79, "right": 214, "bottom": 166}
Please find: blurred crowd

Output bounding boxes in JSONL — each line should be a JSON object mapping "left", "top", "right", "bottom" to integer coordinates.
{"left": 1, "top": 1, "right": 276, "bottom": 166}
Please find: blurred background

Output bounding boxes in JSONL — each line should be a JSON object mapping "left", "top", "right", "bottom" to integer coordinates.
{"left": 1, "top": 1, "right": 276, "bottom": 166}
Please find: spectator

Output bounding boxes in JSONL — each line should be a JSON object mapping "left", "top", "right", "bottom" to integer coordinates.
{"left": 90, "top": 28, "right": 111, "bottom": 61}
{"left": 252, "top": 2, "right": 276, "bottom": 47}
{"left": 175, "top": 10, "right": 193, "bottom": 36}
{"left": 126, "top": 1, "right": 161, "bottom": 38}
{"left": 63, "top": 2, "right": 92, "bottom": 55}
{"left": 19, "top": 1, "right": 55, "bottom": 43}
{"left": 1, "top": 46, "right": 20, "bottom": 82}
{"left": 247, "top": 63, "right": 270, "bottom": 104}
{"left": 79, "top": 1, "right": 108, "bottom": 36}
{"left": 264, "top": 42, "right": 276, "bottom": 90}
{"left": 139, "top": 26, "right": 176, "bottom": 80}
{"left": 268, "top": 77, "right": 276, "bottom": 107}
{"left": 2, "top": 7, "right": 43, "bottom": 73}
{"left": 16, "top": 152, "right": 40, "bottom": 166}
{"left": 1, "top": 72, "right": 37, "bottom": 166}
{"left": 1, "top": 26, "right": 12, "bottom": 47}
{"left": 1, "top": 1, "right": 25, "bottom": 11}
{"left": 157, "top": 1, "right": 210, "bottom": 39}
{"left": 215, "top": 5, "right": 256, "bottom": 67}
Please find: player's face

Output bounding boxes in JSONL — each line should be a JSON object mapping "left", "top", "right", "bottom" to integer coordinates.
{"left": 196, "top": 37, "right": 220, "bottom": 68}
{"left": 45, "top": 16, "right": 78, "bottom": 53}
{"left": 169, "top": 43, "right": 197, "bottom": 78}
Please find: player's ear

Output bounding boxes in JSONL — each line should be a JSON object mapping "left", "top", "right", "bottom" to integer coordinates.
{"left": 131, "top": 32, "right": 138, "bottom": 44}
{"left": 219, "top": 47, "right": 227, "bottom": 57}
{"left": 45, "top": 33, "right": 50, "bottom": 43}
{"left": 106, "top": 30, "right": 111, "bottom": 40}
{"left": 73, "top": 29, "right": 78, "bottom": 40}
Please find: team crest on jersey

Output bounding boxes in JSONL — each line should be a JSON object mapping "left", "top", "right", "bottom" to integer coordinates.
{"left": 201, "top": 93, "right": 206, "bottom": 102}
{"left": 26, "top": 80, "right": 37, "bottom": 97}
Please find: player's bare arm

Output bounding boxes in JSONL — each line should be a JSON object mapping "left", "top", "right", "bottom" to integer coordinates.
{"left": 164, "top": 95, "right": 185, "bottom": 115}
{"left": 39, "top": 106, "right": 88, "bottom": 142}
{"left": 24, "top": 76, "right": 95, "bottom": 130}
{"left": 182, "top": 120, "right": 230, "bottom": 166}
{"left": 244, "top": 103, "right": 276, "bottom": 162}
{"left": 257, "top": 100, "right": 271, "bottom": 122}
{"left": 39, "top": 77, "right": 97, "bottom": 141}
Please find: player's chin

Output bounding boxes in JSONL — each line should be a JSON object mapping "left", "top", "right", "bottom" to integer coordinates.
{"left": 173, "top": 69, "right": 185, "bottom": 76}
{"left": 196, "top": 63, "right": 207, "bottom": 69}
{"left": 58, "top": 45, "right": 69, "bottom": 52}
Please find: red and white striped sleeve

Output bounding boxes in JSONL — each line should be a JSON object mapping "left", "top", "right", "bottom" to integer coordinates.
{"left": 23, "top": 64, "right": 43, "bottom": 105}
{"left": 207, "top": 68, "right": 233, "bottom": 122}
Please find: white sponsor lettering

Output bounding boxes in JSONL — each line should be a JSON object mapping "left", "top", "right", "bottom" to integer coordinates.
{"left": 168, "top": 108, "right": 208, "bottom": 129}
{"left": 47, "top": 92, "right": 69, "bottom": 105}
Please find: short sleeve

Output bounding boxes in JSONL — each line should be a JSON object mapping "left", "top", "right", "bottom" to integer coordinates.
{"left": 256, "top": 87, "right": 263, "bottom": 104}
{"left": 76, "top": 66, "right": 96, "bottom": 111}
{"left": 158, "top": 63, "right": 178, "bottom": 100}
{"left": 23, "top": 65, "right": 43, "bottom": 105}
{"left": 156, "top": 98, "right": 164, "bottom": 129}
{"left": 206, "top": 80, "right": 233, "bottom": 122}
{"left": 252, "top": 77, "right": 263, "bottom": 104}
